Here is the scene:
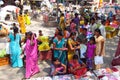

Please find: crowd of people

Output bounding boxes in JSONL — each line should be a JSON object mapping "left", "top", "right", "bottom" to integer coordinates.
{"left": 7, "top": 7, "right": 120, "bottom": 79}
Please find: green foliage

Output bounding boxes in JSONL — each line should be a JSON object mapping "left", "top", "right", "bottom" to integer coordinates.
{"left": 0, "top": 49, "right": 6, "bottom": 58}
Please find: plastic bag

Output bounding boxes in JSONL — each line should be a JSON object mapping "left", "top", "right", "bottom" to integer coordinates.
{"left": 6, "top": 43, "right": 10, "bottom": 54}
{"left": 94, "top": 56, "right": 104, "bottom": 65}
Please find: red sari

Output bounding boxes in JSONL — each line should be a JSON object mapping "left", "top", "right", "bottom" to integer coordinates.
{"left": 69, "top": 60, "right": 87, "bottom": 78}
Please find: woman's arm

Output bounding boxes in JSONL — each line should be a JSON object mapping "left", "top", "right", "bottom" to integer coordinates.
{"left": 68, "top": 40, "right": 76, "bottom": 50}
{"left": 61, "top": 63, "right": 66, "bottom": 73}
{"left": 30, "top": 34, "right": 35, "bottom": 45}
{"left": 99, "top": 40, "right": 104, "bottom": 56}
{"left": 53, "top": 43, "right": 62, "bottom": 50}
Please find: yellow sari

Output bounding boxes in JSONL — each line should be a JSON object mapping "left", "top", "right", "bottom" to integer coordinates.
{"left": 18, "top": 15, "right": 26, "bottom": 34}
{"left": 67, "top": 38, "right": 76, "bottom": 61}
{"left": 38, "top": 36, "right": 50, "bottom": 51}
{"left": 59, "top": 16, "right": 65, "bottom": 31}
{"left": 24, "top": 14, "right": 31, "bottom": 25}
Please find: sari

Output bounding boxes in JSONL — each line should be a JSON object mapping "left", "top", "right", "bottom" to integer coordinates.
{"left": 69, "top": 60, "right": 87, "bottom": 79}
{"left": 18, "top": 15, "right": 26, "bottom": 34}
{"left": 53, "top": 38, "right": 67, "bottom": 64}
{"left": 38, "top": 36, "right": 51, "bottom": 61}
{"left": 68, "top": 38, "right": 76, "bottom": 61}
{"left": 24, "top": 14, "right": 31, "bottom": 25}
{"left": 25, "top": 37, "right": 40, "bottom": 79}
{"left": 9, "top": 33, "right": 23, "bottom": 67}
{"left": 59, "top": 16, "right": 66, "bottom": 31}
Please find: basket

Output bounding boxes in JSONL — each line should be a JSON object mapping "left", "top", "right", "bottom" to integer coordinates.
{"left": 106, "top": 32, "right": 112, "bottom": 39}
{"left": 0, "top": 55, "right": 10, "bottom": 66}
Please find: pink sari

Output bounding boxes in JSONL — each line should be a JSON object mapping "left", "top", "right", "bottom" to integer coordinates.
{"left": 25, "top": 38, "right": 40, "bottom": 78}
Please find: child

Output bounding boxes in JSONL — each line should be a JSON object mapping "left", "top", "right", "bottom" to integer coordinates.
{"left": 69, "top": 55, "right": 87, "bottom": 79}
{"left": 86, "top": 37, "right": 96, "bottom": 70}
{"left": 76, "top": 38, "right": 87, "bottom": 64}
{"left": 51, "top": 58, "right": 66, "bottom": 76}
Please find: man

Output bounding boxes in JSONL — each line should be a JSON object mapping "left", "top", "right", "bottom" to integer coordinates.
{"left": 99, "top": 20, "right": 106, "bottom": 39}
{"left": 89, "top": 18, "right": 97, "bottom": 34}
{"left": 77, "top": 28, "right": 87, "bottom": 44}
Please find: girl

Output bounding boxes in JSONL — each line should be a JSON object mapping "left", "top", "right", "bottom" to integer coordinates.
{"left": 51, "top": 58, "right": 66, "bottom": 76}
{"left": 94, "top": 29, "right": 105, "bottom": 69}
{"left": 86, "top": 37, "right": 96, "bottom": 70}
{"left": 69, "top": 55, "right": 87, "bottom": 79}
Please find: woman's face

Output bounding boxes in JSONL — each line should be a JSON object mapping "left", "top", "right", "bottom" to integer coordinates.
{"left": 71, "top": 35, "right": 76, "bottom": 40}
{"left": 57, "top": 35, "right": 63, "bottom": 40}
{"left": 95, "top": 31, "right": 99, "bottom": 36}
{"left": 27, "top": 34, "right": 31, "bottom": 39}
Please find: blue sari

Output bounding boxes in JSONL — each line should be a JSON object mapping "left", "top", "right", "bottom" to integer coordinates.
{"left": 53, "top": 38, "right": 67, "bottom": 65}
{"left": 9, "top": 33, "right": 23, "bottom": 67}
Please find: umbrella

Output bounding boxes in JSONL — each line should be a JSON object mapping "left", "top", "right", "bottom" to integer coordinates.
{"left": 1, "top": 5, "right": 19, "bottom": 12}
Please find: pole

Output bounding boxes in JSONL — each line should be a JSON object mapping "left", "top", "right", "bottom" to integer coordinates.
{"left": 57, "top": 0, "right": 59, "bottom": 22}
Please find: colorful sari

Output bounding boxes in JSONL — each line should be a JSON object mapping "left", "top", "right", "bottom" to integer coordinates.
{"left": 68, "top": 38, "right": 76, "bottom": 61}
{"left": 25, "top": 37, "right": 40, "bottom": 79}
{"left": 69, "top": 60, "right": 87, "bottom": 79}
{"left": 9, "top": 33, "right": 23, "bottom": 67}
{"left": 24, "top": 14, "right": 31, "bottom": 25}
{"left": 38, "top": 36, "right": 51, "bottom": 61}
{"left": 18, "top": 15, "right": 26, "bottom": 34}
{"left": 59, "top": 16, "right": 66, "bottom": 31}
{"left": 53, "top": 38, "right": 67, "bottom": 64}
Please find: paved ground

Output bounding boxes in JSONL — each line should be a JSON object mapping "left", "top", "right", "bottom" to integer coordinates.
{"left": 0, "top": 20, "right": 119, "bottom": 80}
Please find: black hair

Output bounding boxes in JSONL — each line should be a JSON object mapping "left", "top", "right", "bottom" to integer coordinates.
{"left": 70, "top": 32, "right": 76, "bottom": 37}
{"left": 83, "top": 28, "right": 87, "bottom": 31}
{"left": 95, "top": 28, "right": 101, "bottom": 35}
{"left": 90, "top": 17, "right": 95, "bottom": 21}
{"left": 52, "top": 58, "right": 59, "bottom": 63}
{"left": 39, "top": 30, "right": 42, "bottom": 33}
{"left": 58, "top": 32, "right": 63, "bottom": 36}
{"left": 73, "top": 55, "right": 78, "bottom": 60}
{"left": 27, "top": 31, "right": 33, "bottom": 36}
{"left": 101, "top": 20, "right": 106, "bottom": 25}
{"left": 13, "top": 23, "right": 16, "bottom": 26}
{"left": 13, "top": 27, "right": 18, "bottom": 33}
{"left": 76, "top": 37, "right": 82, "bottom": 43}
{"left": 75, "top": 13, "right": 78, "bottom": 17}
{"left": 13, "top": 27, "right": 19, "bottom": 40}
{"left": 89, "top": 37, "right": 96, "bottom": 44}
{"left": 61, "top": 13, "right": 64, "bottom": 17}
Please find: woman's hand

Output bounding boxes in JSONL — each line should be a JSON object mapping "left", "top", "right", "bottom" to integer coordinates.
{"left": 7, "top": 38, "right": 10, "bottom": 42}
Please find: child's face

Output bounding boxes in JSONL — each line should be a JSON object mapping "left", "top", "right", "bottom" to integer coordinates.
{"left": 54, "top": 60, "right": 60, "bottom": 65}
{"left": 90, "top": 40, "right": 94, "bottom": 44}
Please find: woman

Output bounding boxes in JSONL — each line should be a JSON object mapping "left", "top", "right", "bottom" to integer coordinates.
{"left": 17, "top": 12, "right": 26, "bottom": 34}
{"left": 24, "top": 31, "right": 40, "bottom": 79}
{"left": 94, "top": 29, "right": 105, "bottom": 69}
{"left": 69, "top": 55, "right": 87, "bottom": 79}
{"left": 63, "top": 28, "right": 70, "bottom": 39}
{"left": 68, "top": 32, "right": 79, "bottom": 61}
{"left": 53, "top": 32, "right": 67, "bottom": 64}
{"left": 24, "top": 10, "right": 31, "bottom": 25}
{"left": 59, "top": 13, "right": 66, "bottom": 31}
{"left": 38, "top": 36, "right": 51, "bottom": 61}
{"left": 8, "top": 27, "right": 23, "bottom": 68}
